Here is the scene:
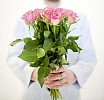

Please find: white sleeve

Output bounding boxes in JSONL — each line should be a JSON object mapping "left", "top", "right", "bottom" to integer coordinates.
{"left": 6, "top": 19, "right": 35, "bottom": 87}
{"left": 68, "top": 15, "right": 97, "bottom": 88}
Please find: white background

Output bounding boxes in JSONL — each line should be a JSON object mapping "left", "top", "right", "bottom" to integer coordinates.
{"left": 0, "top": 0, "right": 104, "bottom": 100}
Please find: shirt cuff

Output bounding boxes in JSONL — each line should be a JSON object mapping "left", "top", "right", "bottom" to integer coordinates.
{"left": 73, "top": 81, "right": 80, "bottom": 90}
{"left": 22, "top": 65, "right": 35, "bottom": 87}
{"left": 28, "top": 80, "right": 35, "bottom": 87}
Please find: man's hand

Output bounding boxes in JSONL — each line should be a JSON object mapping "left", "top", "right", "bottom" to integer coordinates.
{"left": 44, "top": 67, "right": 77, "bottom": 89}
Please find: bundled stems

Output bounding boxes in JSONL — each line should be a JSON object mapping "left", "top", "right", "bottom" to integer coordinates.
{"left": 50, "top": 89, "right": 63, "bottom": 100}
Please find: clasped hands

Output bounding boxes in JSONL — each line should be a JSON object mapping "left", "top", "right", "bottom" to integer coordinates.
{"left": 31, "top": 66, "right": 77, "bottom": 89}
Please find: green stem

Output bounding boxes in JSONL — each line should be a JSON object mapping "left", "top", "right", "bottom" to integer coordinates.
{"left": 55, "top": 89, "right": 59, "bottom": 99}
{"left": 50, "top": 89, "right": 63, "bottom": 100}
{"left": 46, "top": 23, "right": 49, "bottom": 31}
{"left": 57, "top": 89, "right": 63, "bottom": 99}
{"left": 53, "top": 25, "right": 56, "bottom": 40}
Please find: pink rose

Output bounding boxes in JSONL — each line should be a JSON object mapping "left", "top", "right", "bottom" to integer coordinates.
{"left": 41, "top": 7, "right": 54, "bottom": 22}
{"left": 21, "top": 10, "right": 35, "bottom": 25}
{"left": 54, "top": 8, "right": 66, "bottom": 19}
{"left": 33, "top": 9, "right": 41, "bottom": 19}
{"left": 61, "top": 9, "right": 68, "bottom": 18}
{"left": 67, "top": 10, "right": 78, "bottom": 24}
{"left": 51, "top": 8, "right": 62, "bottom": 25}
{"left": 66, "top": 10, "right": 73, "bottom": 17}
{"left": 55, "top": 8, "right": 63, "bottom": 12}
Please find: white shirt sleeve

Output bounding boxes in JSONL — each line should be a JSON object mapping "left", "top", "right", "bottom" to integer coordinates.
{"left": 67, "top": 15, "right": 97, "bottom": 88}
{"left": 6, "top": 19, "right": 35, "bottom": 87}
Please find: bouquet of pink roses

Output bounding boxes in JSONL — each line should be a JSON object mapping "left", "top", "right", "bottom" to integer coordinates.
{"left": 10, "top": 7, "right": 82, "bottom": 100}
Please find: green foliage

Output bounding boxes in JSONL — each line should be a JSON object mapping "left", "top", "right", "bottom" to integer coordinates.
{"left": 44, "top": 67, "right": 51, "bottom": 77}
{"left": 43, "top": 55, "right": 49, "bottom": 67}
{"left": 24, "top": 39, "right": 39, "bottom": 51}
{"left": 18, "top": 50, "right": 37, "bottom": 62}
{"left": 37, "top": 48, "right": 45, "bottom": 58}
{"left": 44, "top": 31, "right": 50, "bottom": 38}
{"left": 10, "top": 39, "right": 22, "bottom": 46}
{"left": 68, "top": 36, "right": 79, "bottom": 41}
{"left": 60, "top": 57, "right": 69, "bottom": 65}
{"left": 38, "top": 66, "right": 46, "bottom": 88}
{"left": 58, "top": 47, "right": 66, "bottom": 55}
{"left": 66, "top": 36, "right": 82, "bottom": 52}
{"left": 34, "top": 31, "right": 40, "bottom": 39}
{"left": 43, "top": 38, "right": 54, "bottom": 51}
{"left": 23, "top": 37, "right": 32, "bottom": 43}
{"left": 30, "top": 59, "right": 42, "bottom": 67}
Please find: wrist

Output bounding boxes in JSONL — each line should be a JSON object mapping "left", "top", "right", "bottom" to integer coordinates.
{"left": 72, "top": 70, "right": 77, "bottom": 83}
{"left": 68, "top": 69, "right": 77, "bottom": 84}
{"left": 31, "top": 68, "right": 38, "bottom": 82}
